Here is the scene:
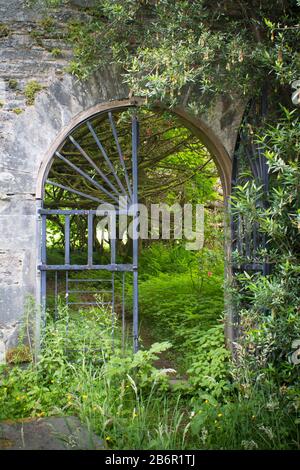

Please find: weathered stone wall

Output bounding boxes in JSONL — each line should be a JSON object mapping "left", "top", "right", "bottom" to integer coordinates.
{"left": 0, "top": 0, "right": 245, "bottom": 361}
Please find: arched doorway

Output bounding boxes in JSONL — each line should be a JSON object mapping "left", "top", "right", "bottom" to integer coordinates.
{"left": 36, "top": 100, "right": 232, "bottom": 356}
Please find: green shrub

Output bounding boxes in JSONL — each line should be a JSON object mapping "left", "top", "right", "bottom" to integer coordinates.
{"left": 187, "top": 324, "right": 231, "bottom": 398}
{"left": 137, "top": 269, "right": 224, "bottom": 353}
{"left": 189, "top": 382, "right": 300, "bottom": 449}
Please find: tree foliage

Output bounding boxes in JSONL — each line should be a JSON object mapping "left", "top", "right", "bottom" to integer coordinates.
{"left": 39, "top": 1, "right": 300, "bottom": 109}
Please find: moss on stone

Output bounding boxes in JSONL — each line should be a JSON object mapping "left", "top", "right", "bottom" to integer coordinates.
{"left": 0, "top": 23, "right": 10, "bottom": 38}
{"left": 8, "top": 79, "right": 18, "bottom": 90}
{"left": 39, "top": 17, "right": 55, "bottom": 33}
{"left": 24, "top": 81, "right": 43, "bottom": 105}
{"left": 6, "top": 345, "right": 32, "bottom": 364}
{"left": 51, "top": 48, "right": 63, "bottom": 58}
{"left": 12, "top": 108, "right": 23, "bottom": 115}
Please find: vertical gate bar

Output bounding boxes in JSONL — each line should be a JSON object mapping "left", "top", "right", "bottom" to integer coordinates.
{"left": 35, "top": 199, "right": 43, "bottom": 361}
{"left": 88, "top": 212, "right": 93, "bottom": 266}
{"left": 66, "top": 271, "right": 69, "bottom": 308}
{"left": 110, "top": 216, "right": 116, "bottom": 348}
{"left": 54, "top": 270, "right": 58, "bottom": 321}
{"left": 41, "top": 215, "right": 47, "bottom": 264}
{"left": 41, "top": 271, "right": 47, "bottom": 328}
{"left": 65, "top": 270, "right": 69, "bottom": 337}
{"left": 111, "top": 272, "right": 115, "bottom": 349}
{"left": 122, "top": 272, "right": 125, "bottom": 351}
{"left": 110, "top": 217, "right": 116, "bottom": 265}
{"left": 65, "top": 215, "right": 70, "bottom": 264}
{"left": 41, "top": 214, "right": 47, "bottom": 327}
{"left": 132, "top": 114, "right": 139, "bottom": 353}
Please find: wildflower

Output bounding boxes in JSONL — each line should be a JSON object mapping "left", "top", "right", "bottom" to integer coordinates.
{"left": 258, "top": 425, "right": 274, "bottom": 440}
{"left": 190, "top": 411, "right": 195, "bottom": 418}
{"left": 207, "top": 271, "right": 212, "bottom": 277}
{"left": 200, "top": 428, "right": 208, "bottom": 444}
{"left": 280, "top": 385, "right": 287, "bottom": 395}
{"left": 266, "top": 401, "right": 279, "bottom": 411}
{"left": 105, "top": 436, "right": 111, "bottom": 441}
{"left": 242, "top": 440, "right": 258, "bottom": 450}
{"left": 252, "top": 415, "right": 256, "bottom": 420}
{"left": 217, "top": 413, "right": 223, "bottom": 418}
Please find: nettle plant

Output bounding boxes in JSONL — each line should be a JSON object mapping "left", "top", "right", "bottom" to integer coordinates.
{"left": 231, "top": 108, "right": 300, "bottom": 387}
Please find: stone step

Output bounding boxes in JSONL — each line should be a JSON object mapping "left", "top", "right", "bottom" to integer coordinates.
{"left": 0, "top": 416, "right": 105, "bottom": 450}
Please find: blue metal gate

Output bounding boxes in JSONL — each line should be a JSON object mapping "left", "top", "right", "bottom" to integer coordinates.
{"left": 38, "top": 110, "right": 139, "bottom": 352}
{"left": 230, "top": 89, "right": 270, "bottom": 340}
{"left": 231, "top": 90, "right": 270, "bottom": 275}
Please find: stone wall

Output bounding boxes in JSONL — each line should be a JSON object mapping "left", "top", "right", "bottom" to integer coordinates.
{"left": 0, "top": 0, "right": 245, "bottom": 361}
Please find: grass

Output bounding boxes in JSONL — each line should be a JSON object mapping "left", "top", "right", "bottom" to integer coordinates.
{"left": 1, "top": 243, "right": 299, "bottom": 449}
{"left": 0, "top": 305, "right": 298, "bottom": 449}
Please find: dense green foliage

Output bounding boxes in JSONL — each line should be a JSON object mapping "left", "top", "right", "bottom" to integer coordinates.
{"left": 137, "top": 244, "right": 225, "bottom": 374}
{"left": 230, "top": 109, "right": 300, "bottom": 390}
{"left": 1, "top": 301, "right": 298, "bottom": 449}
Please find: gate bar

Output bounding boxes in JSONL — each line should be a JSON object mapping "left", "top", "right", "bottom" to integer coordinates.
{"left": 87, "top": 120, "right": 129, "bottom": 198}
{"left": 88, "top": 212, "right": 93, "bottom": 266}
{"left": 132, "top": 115, "right": 139, "bottom": 353}
{"left": 69, "top": 135, "right": 123, "bottom": 198}
{"left": 38, "top": 264, "right": 134, "bottom": 271}
{"left": 46, "top": 180, "right": 107, "bottom": 205}
{"left": 41, "top": 214, "right": 47, "bottom": 326}
{"left": 65, "top": 215, "right": 70, "bottom": 265}
{"left": 55, "top": 151, "right": 120, "bottom": 205}
{"left": 108, "top": 111, "right": 133, "bottom": 200}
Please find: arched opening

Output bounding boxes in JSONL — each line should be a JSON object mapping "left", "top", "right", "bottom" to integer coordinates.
{"left": 36, "top": 101, "right": 231, "bottom": 370}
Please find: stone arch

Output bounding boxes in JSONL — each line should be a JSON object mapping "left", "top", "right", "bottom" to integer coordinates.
{"left": 36, "top": 99, "right": 233, "bottom": 201}
{"left": 0, "top": 68, "right": 244, "bottom": 358}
